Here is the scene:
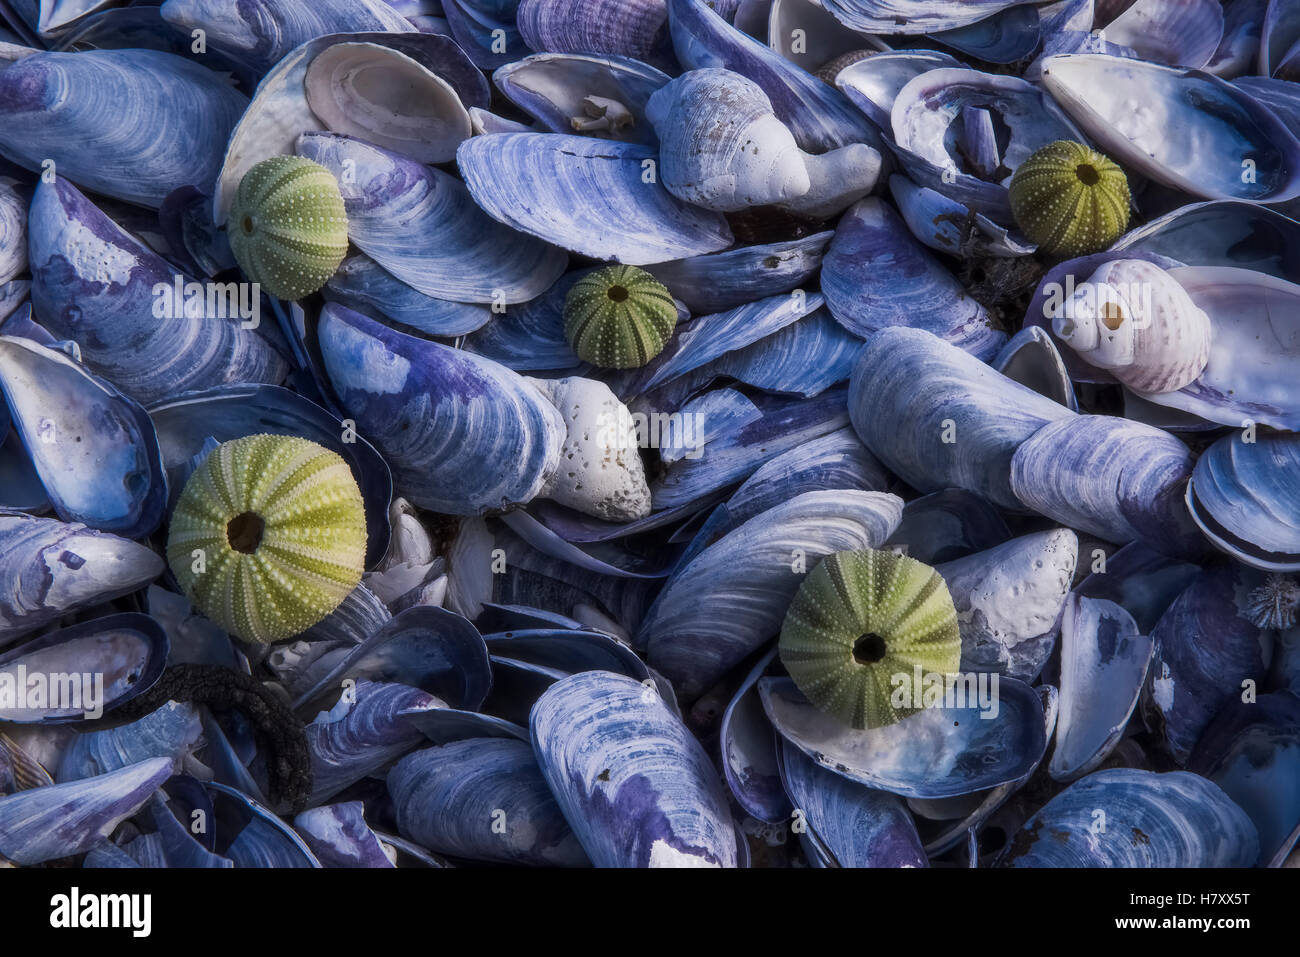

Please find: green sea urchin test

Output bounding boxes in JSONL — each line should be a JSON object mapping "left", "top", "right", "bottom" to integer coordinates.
{"left": 167, "top": 434, "right": 367, "bottom": 644}
{"left": 564, "top": 265, "right": 678, "bottom": 368}
{"left": 779, "top": 548, "right": 962, "bottom": 730}
{"left": 228, "top": 155, "right": 349, "bottom": 300}
{"left": 1008, "top": 140, "right": 1130, "bottom": 258}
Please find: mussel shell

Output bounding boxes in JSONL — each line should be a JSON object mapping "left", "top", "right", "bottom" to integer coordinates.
{"left": 886, "top": 488, "right": 1012, "bottom": 566}
{"left": 0, "top": 336, "right": 167, "bottom": 539}
{"left": 1040, "top": 53, "right": 1300, "bottom": 203}
{"left": 389, "top": 738, "right": 588, "bottom": 865}
{"left": 28, "top": 177, "right": 288, "bottom": 408}
{"left": 316, "top": 303, "right": 565, "bottom": 517}
{"left": 56, "top": 702, "right": 201, "bottom": 782}
{"left": 1190, "top": 691, "right": 1300, "bottom": 866}
{"left": 997, "top": 768, "right": 1258, "bottom": 867}
{"left": 1048, "top": 595, "right": 1153, "bottom": 781}
{"left": 848, "top": 327, "right": 1075, "bottom": 511}
{"left": 213, "top": 31, "right": 486, "bottom": 224}
{"left": 646, "top": 232, "right": 832, "bottom": 315}
{"left": 759, "top": 675, "right": 1047, "bottom": 799}
{"left": 0, "top": 48, "right": 247, "bottom": 209}
{"left": 307, "top": 681, "right": 441, "bottom": 805}
{"left": 1009, "top": 415, "right": 1201, "bottom": 557}
{"left": 205, "top": 782, "right": 321, "bottom": 867}
{"left": 1186, "top": 431, "right": 1300, "bottom": 571}
{"left": 679, "top": 426, "right": 890, "bottom": 569}
{"left": 822, "top": 198, "right": 1003, "bottom": 357}
{"left": 298, "top": 132, "right": 566, "bottom": 304}
{"left": 651, "top": 386, "right": 852, "bottom": 512}
{"left": 147, "top": 383, "right": 393, "bottom": 569}
{"left": 0, "top": 514, "right": 165, "bottom": 647}
{"left": 294, "top": 606, "right": 493, "bottom": 713}
{"left": 720, "top": 648, "right": 791, "bottom": 824}
{"left": 666, "top": 0, "right": 884, "bottom": 154}
{"left": 820, "top": 0, "right": 1037, "bottom": 34}
{"left": 1141, "top": 565, "right": 1273, "bottom": 764}
{"left": 0, "top": 757, "right": 173, "bottom": 865}
{"left": 157, "top": 0, "right": 414, "bottom": 74}
{"left": 0, "top": 613, "right": 168, "bottom": 724}
{"left": 457, "top": 132, "right": 734, "bottom": 265}
{"left": 777, "top": 737, "right": 928, "bottom": 867}
{"left": 834, "top": 50, "right": 963, "bottom": 130}
{"left": 517, "top": 0, "right": 674, "bottom": 70}
{"left": 493, "top": 52, "right": 670, "bottom": 146}
{"left": 530, "top": 670, "right": 738, "bottom": 867}
{"left": 294, "top": 801, "right": 394, "bottom": 868}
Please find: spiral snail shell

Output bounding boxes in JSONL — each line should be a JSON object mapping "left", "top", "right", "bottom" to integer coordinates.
{"left": 1051, "top": 258, "right": 1212, "bottom": 395}
{"left": 645, "top": 68, "right": 812, "bottom": 212}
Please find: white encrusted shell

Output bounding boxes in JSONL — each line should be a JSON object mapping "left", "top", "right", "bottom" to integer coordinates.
{"left": 645, "top": 68, "right": 811, "bottom": 212}
{"left": 530, "top": 376, "right": 652, "bottom": 523}
{"left": 1051, "top": 258, "right": 1212, "bottom": 394}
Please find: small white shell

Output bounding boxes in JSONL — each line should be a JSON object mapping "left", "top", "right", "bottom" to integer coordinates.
{"left": 646, "top": 68, "right": 811, "bottom": 212}
{"left": 531, "top": 376, "right": 652, "bottom": 523}
{"left": 1051, "top": 258, "right": 1212, "bottom": 394}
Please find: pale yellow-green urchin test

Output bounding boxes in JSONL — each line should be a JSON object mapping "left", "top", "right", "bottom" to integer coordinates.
{"left": 564, "top": 264, "right": 678, "bottom": 368}
{"left": 779, "top": 549, "right": 962, "bottom": 730}
{"left": 228, "top": 155, "right": 350, "bottom": 301}
{"left": 167, "top": 434, "right": 367, "bottom": 644}
{"left": 1008, "top": 140, "right": 1131, "bottom": 258}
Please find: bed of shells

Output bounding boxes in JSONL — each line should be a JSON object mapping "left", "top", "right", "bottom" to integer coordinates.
{"left": 0, "top": 0, "right": 1296, "bottom": 869}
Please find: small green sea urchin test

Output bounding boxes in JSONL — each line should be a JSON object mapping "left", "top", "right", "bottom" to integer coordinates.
{"left": 564, "top": 264, "right": 678, "bottom": 368}
{"left": 228, "top": 155, "right": 349, "bottom": 301}
{"left": 167, "top": 434, "right": 367, "bottom": 644}
{"left": 779, "top": 548, "right": 962, "bottom": 730}
{"left": 1009, "top": 140, "right": 1131, "bottom": 258}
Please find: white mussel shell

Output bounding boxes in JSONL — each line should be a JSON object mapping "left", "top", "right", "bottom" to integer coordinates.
{"left": 303, "top": 42, "right": 472, "bottom": 165}
{"left": 1051, "top": 258, "right": 1212, "bottom": 395}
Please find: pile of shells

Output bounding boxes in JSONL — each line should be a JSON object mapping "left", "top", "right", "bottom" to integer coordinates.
{"left": 0, "top": 0, "right": 1295, "bottom": 869}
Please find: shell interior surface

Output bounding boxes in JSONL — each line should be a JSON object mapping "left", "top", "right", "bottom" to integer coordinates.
{"left": 1008, "top": 140, "right": 1131, "bottom": 258}
{"left": 779, "top": 549, "right": 962, "bottom": 730}
{"left": 564, "top": 265, "right": 678, "bottom": 368}
{"left": 227, "top": 156, "right": 350, "bottom": 302}
{"left": 167, "top": 434, "right": 368, "bottom": 644}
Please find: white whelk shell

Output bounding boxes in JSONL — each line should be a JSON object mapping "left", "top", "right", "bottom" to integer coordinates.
{"left": 781, "top": 143, "right": 882, "bottom": 220}
{"left": 1050, "top": 259, "right": 1212, "bottom": 395}
{"left": 646, "top": 69, "right": 812, "bottom": 212}
{"left": 529, "top": 376, "right": 653, "bottom": 524}
{"left": 303, "top": 42, "right": 472, "bottom": 166}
